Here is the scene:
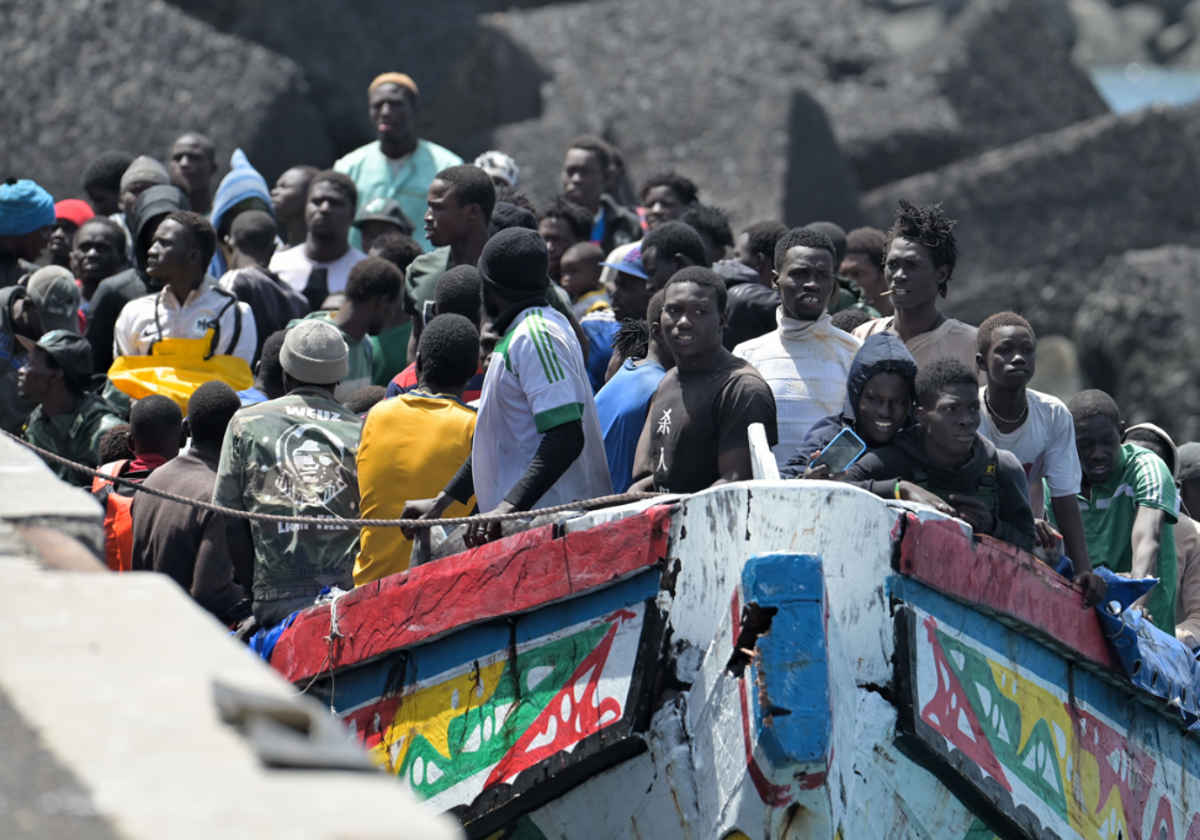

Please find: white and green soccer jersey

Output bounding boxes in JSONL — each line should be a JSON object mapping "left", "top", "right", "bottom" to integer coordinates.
{"left": 473, "top": 306, "right": 612, "bottom": 512}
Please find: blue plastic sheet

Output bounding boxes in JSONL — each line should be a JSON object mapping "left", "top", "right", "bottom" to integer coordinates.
{"left": 1090, "top": 567, "right": 1200, "bottom": 725}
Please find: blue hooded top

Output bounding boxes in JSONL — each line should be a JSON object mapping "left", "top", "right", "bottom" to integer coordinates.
{"left": 207, "top": 149, "right": 274, "bottom": 278}
{"left": 781, "top": 332, "right": 918, "bottom": 478}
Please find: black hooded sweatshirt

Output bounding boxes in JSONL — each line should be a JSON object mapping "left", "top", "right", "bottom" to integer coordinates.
{"left": 782, "top": 332, "right": 918, "bottom": 477}
{"left": 843, "top": 427, "right": 1037, "bottom": 552}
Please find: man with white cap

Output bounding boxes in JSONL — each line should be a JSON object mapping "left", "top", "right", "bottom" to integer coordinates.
{"left": 473, "top": 150, "right": 520, "bottom": 189}
{"left": 212, "top": 319, "right": 363, "bottom": 627}
{"left": 0, "top": 177, "right": 55, "bottom": 288}
{"left": 334, "top": 72, "right": 463, "bottom": 252}
{"left": 0, "top": 265, "right": 83, "bottom": 434}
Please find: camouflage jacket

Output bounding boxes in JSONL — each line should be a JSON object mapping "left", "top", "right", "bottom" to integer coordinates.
{"left": 211, "top": 386, "right": 362, "bottom": 607}
{"left": 23, "top": 394, "right": 125, "bottom": 488}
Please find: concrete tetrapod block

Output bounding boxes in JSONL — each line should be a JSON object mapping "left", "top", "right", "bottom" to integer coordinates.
{"left": 3, "top": 0, "right": 335, "bottom": 202}
{"left": 0, "top": 550, "right": 462, "bottom": 840}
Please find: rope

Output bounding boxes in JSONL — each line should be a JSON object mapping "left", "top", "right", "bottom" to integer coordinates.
{"left": 0, "top": 428, "right": 662, "bottom": 529}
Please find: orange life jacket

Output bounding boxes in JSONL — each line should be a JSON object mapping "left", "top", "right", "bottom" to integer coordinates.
{"left": 92, "top": 460, "right": 135, "bottom": 572}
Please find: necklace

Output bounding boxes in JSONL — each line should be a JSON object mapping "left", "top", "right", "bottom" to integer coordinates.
{"left": 985, "top": 389, "right": 1028, "bottom": 425}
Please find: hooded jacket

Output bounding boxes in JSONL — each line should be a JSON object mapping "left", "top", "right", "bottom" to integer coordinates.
{"left": 844, "top": 427, "right": 1037, "bottom": 552}
{"left": 208, "top": 149, "right": 275, "bottom": 278}
{"left": 86, "top": 186, "right": 189, "bottom": 372}
{"left": 782, "top": 333, "right": 918, "bottom": 476}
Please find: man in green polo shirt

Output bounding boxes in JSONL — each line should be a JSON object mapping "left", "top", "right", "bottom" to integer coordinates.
{"left": 1065, "top": 390, "right": 1177, "bottom": 632}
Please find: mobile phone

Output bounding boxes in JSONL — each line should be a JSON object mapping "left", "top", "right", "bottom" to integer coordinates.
{"left": 811, "top": 427, "right": 867, "bottom": 473}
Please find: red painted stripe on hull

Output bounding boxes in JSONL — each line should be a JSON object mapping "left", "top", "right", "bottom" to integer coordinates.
{"left": 898, "top": 514, "right": 1119, "bottom": 672}
{"left": 272, "top": 505, "right": 674, "bottom": 684}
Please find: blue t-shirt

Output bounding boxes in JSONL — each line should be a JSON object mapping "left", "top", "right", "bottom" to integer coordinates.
{"left": 595, "top": 358, "right": 668, "bottom": 492}
{"left": 581, "top": 316, "right": 621, "bottom": 393}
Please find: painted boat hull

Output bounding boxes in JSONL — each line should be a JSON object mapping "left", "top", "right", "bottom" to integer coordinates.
{"left": 269, "top": 481, "right": 1200, "bottom": 840}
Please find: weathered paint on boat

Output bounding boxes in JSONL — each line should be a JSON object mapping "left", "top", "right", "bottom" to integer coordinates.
{"left": 269, "top": 481, "right": 1200, "bottom": 839}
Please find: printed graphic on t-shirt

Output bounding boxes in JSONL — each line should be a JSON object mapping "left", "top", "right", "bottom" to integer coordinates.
{"left": 274, "top": 424, "right": 348, "bottom": 505}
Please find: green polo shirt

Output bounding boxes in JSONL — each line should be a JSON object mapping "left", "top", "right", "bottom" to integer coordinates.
{"left": 1074, "top": 443, "right": 1178, "bottom": 631}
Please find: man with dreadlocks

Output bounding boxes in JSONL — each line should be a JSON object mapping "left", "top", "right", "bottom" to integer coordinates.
{"left": 853, "top": 200, "right": 977, "bottom": 373}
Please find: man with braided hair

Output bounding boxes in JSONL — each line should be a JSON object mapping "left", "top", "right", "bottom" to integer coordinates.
{"left": 853, "top": 200, "right": 977, "bottom": 373}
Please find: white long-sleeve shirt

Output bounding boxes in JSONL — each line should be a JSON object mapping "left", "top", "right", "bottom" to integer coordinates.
{"left": 113, "top": 280, "right": 257, "bottom": 365}
{"left": 734, "top": 310, "right": 861, "bottom": 468}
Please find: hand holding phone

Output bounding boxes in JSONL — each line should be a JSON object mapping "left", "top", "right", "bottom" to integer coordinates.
{"left": 810, "top": 427, "right": 867, "bottom": 473}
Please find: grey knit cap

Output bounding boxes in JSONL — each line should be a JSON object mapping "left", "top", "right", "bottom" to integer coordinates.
{"left": 119, "top": 156, "right": 170, "bottom": 192}
{"left": 280, "top": 320, "right": 349, "bottom": 385}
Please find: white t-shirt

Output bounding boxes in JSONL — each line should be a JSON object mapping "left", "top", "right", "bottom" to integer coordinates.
{"left": 268, "top": 244, "right": 367, "bottom": 298}
{"left": 977, "top": 387, "right": 1080, "bottom": 519}
{"left": 473, "top": 306, "right": 612, "bottom": 513}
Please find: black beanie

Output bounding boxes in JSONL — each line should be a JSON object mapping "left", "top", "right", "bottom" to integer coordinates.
{"left": 478, "top": 227, "right": 550, "bottom": 299}
{"left": 487, "top": 201, "right": 537, "bottom": 237}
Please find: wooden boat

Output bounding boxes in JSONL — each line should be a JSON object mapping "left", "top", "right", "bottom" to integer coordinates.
{"left": 267, "top": 480, "right": 1200, "bottom": 840}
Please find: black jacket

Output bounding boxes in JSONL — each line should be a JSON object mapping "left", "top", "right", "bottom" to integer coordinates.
{"left": 598, "top": 193, "right": 641, "bottom": 256}
{"left": 714, "top": 260, "right": 780, "bottom": 351}
{"left": 843, "top": 427, "right": 1037, "bottom": 552}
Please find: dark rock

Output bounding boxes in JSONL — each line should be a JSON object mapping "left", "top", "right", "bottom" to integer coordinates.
{"left": 474, "top": 0, "right": 884, "bottom": 229}
{"left": 3, "top": 0, "right": 335, "bottom": 202}
{"left": 1073, "top": 246, "right": 1200, "bottom": 442}
{"left": 860, "top": 106, "right": 1200, "bottom": 337}
{"left": 831, "top": 0, "right": 1108, "bottom": 189}
{"left": 164, "top": 0, "right": 505, "bottom": 158}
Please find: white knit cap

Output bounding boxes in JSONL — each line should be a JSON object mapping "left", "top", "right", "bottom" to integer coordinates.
{"left": 280, "top": 320, "right": 349, "bottom": 385}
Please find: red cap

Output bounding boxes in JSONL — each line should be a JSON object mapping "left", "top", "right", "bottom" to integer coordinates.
{"left": 55, "top": 199, "right": 95, "bottom": 227}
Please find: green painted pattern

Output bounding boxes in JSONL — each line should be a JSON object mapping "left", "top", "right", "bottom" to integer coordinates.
{"left": 963, "top": 817, "right": 1001, "bottom": 839}
{"left": 934, "top": 628, "right": 1068, "bottom": 822}
{"left": 400, "top": 621, "right": 612, "bottom": 798}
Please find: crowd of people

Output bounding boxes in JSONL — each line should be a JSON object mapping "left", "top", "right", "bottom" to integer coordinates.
{"left": 2, "top": 71, "right": 1197, "bottom": 650}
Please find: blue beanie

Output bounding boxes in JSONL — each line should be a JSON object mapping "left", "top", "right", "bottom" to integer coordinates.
{"left": 0, "top": 178, "right": 55, "bottom": 237}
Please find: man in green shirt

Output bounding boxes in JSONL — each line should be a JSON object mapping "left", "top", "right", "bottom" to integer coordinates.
{"left": 212, "top": 320, "right": 362, "bottom": 627}
{"left": 290, "top": 257, "right": 402, "bottom": 402}
{"left": 333, "top": 73, "right": 463, "bottom": 253}
{"left": 1066, "top": 390, "right": 1178, "bottom": 632}
{"left": 18, "top": 330, "right": 124, "bottom": 487}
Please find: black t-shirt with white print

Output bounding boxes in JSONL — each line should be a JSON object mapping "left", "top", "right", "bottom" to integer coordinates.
{"left": 648, "top": 355, "right": 778, "bottom": 493}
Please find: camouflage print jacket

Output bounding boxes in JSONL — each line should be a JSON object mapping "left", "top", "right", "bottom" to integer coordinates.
{"left": 23, "top": 394, "right": 125, "bottom": 488}
{"left": 212, "top": 386, "right": 362, "bottom": 609}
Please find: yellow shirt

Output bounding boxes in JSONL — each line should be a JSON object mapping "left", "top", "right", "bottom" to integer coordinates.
{"left": 353, "top": 389, "right": 476, "bottom": 585}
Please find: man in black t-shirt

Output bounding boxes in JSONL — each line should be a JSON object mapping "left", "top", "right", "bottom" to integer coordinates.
{"left": 631, "top": 267, "right": 777, "bottom": 494}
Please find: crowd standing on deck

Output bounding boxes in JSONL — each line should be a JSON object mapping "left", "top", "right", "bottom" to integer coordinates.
{"left": 3, "top": 71, "right": 1198, "bottom": 649}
